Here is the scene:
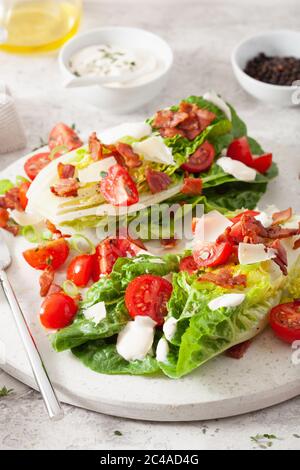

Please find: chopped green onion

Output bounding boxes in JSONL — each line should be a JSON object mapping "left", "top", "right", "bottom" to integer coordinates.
{"left": 49, "top": 145, "right": 69, "bottom": 161}
{"left": 15, "top": 175, "right": 30, "bottom": 187}
{"left": 62, "top": 280, "right": 79, "bottom": 298}
{"left": 22, "top": 225, "right": 39, "bottom": 243}
{"left": 41, "top": 229, "right": 53, "bottom": 241}
{"left": 70, "top": 234, "right": 96, "bottom": 255}
{"left": 0, "top": 179, "right": 14, "bottom": 195}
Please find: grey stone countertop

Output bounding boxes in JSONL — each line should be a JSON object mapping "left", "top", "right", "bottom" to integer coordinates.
{"left": 0, "top": 0, "right": 300, "bottom": 450}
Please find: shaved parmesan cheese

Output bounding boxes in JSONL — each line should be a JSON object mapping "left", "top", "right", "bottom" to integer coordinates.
{"left": 203, "top": 90, "right": 231, "bottom": 120}
{"left": 217, "top": 157, "right": 257, "bottom": 182}
{"left": 156, "top": 338, "right": 169, "bottom": 363}
{"left": 194, "top": 210, "right": 232, "bottom": 243}
{"left": 282, "top": 215, "right": 300, "bottom": 229}
{"left": 99, "top": 122, "right": 151, "bottom": 144}
{"left": 78, "top": 157, "right": 116, "bottom": 183}
{"left": 132, "top": 135, "right": 175, "bottom": 166}
{"left": 208, "top": 293, "right": 245, "bottom": 311}
{"left": 116, "top": 316, "right": 156, "bottom": 361}
{"left": 255, "top": 205, "right": 279, "bottom": 228}
{"left": 10, "top": 209, "right": 43, "bottom": 226}
{"left": 163, "top": 316, "right": 177, "bottom": 341}
{"left": 83, "top": 301, "right": 107, "bottom": 325}
{"left": 238, "top": 243, "right": 276, "bottom": 265}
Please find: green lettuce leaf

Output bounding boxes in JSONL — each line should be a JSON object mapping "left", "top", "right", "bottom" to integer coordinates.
{"left": 72, "top": 339, "right": 159, "bottom": 375}
{"left": 159, "top": 264, "right": 283, "bottom": 378}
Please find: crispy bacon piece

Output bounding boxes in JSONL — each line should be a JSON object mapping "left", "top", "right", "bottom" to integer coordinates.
{"left": 47, "top": 283, "right": 63, "bottom": 296}
{"left": 294, "top": 238, "right": 300, "bottom": 250}
{"left": 0, "top": 208, "right": 9, "bottom": 228}
{"left": 57, "top": 162, "right": 75, "bottom": 179}
{"left": 153, "top": 101, "right": 216, "bottom": 141}
{"left": 226, "top": 340, "right": 252, "bottom": 359}
{"left": 88, "top": 132, "right": 103, "bottom": 161}
{"left": 272, "top": 207, "right": 292, "bottom": 225}
{"left": 50, "top": 178, "right": 79, "bottom": 197}
{"left": 0, "top": 187, "right": 23, "bottom": 211}
{"left": 115, "top": 142, "right": 142, "bottom": 168}
{"left": 4, "top": 221, "right": 19, "bottom": 236}
{"left": 265, "top": 225, "right": 300, "bottom": 240}
{"left": 160, "top": 237, "right": 178, "bottom": 248}
{"left": 39, "top": 268, "right": 55, "bottom": 297}
{"left": 269, "top": 239, "right": 288, "bottom": 275}
{"left": 198, "top": 268, "right": 247, "bottom": 289}
{"left": 145, "top": 168, "right": 171, "bottom": 194}
{"left": 181, "top": 177, "right": 202, "bottom": 195}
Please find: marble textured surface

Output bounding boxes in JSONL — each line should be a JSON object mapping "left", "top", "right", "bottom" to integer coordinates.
{"left": 1, "top": 0, "right": 300, "bottom": 450}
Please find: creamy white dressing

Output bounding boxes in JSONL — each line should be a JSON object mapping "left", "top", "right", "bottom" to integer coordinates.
{"left": 163, "top": 316, "right": 177, "bottom": 341}
{"left": 69, "top": 44, "right": 165, "bottom": 88}
{"left": 116, "top": 316, "right": 156, "bottom": 362}
{"left": 156, "top": 338, "right": 169, "bottom": 363}
{"left": 208, "top": 293, "right": 245, "bottom": 311}
{"left": 217, "top": 156, "right": 257, "bottom": 182}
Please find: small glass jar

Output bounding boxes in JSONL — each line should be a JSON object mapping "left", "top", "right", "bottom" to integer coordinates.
{"left": 0, "top": 0, "right": 82, "bottom": 53}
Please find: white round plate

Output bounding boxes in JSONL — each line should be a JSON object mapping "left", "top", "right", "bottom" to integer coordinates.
{"left": 0, "top": 153, "right": 300, "bottom": 422}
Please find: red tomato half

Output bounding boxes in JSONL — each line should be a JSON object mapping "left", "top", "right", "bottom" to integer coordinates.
{"left": 125, "top": 274, "right": 173, "bottom": 325}
{"left": 40, "top": 292, "right": 77, "bottom": 329}
{"left": 181, "top": 141, "right": 215, "bottom": 173}
{"left": 251, "top": 153, "right": 272, "bottom": 174}
{"left": 23, "top": 238, "right": 69, "bottom": 271}
{"left": 67, "top": 254, "right": 94, "bottom": 287}
{"left": 193, "top": 241, "right": 232, "bottom": 268}
{"left": 19, "top": 181, "right": 31, "bottom": 210}
{"left": 229, "top": 210, "right": 260, "bottom": 224}
{"left": 179, "top": 255, "right": 199, "bottom": 274}
{"left": 24, "top": 152, "right": 52, "bottom": 180}
{"left": 100, "top": 164, "right": 139, "bottom": 206}
{"left": 48, "top": 123, "right": 83, "bottom": 151}
{"left": 227, "top": 137, "right": 253, "bottom": 167}
{"left": 269, "top": 301, "right": 300, "bottom": 344}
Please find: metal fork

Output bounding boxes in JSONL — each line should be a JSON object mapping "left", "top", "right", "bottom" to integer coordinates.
{"left": 0, "top": 232, "right": 63, "bottom": 420}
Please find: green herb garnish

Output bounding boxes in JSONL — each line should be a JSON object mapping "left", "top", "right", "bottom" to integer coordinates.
{"left": 0, "top": 386, "right": 13, "bottom": 397}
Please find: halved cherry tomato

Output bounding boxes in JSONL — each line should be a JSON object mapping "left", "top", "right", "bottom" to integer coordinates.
{"left": 100, "top": 164, "right": 139, "bottom": 206}
{"left": 39, "top": 292, "right": 77, "bottom": 329}
{"left": 67, "top": 254, "right": 94, "bottom": 287}
{"left": 125, "top": 274, "right": 173, "bottom": 325}
{"left": 229, "top": 210, "right": 260, "bottom": 224}
{"left": 24, "top": 152, "right": 52, "bottom": 180}
{"left": 48, "top": 123, "right": 83, "bottom": 151}
{"left": 251, "top": 153, "right": 272, "bottom": 174}
{"left": 19, "top": 181, "right": 31, "bottom": 210}
{"left": 181, "top": 141, "right": 215, "bottom": 173}
{"left": 227, "top": 137, "right": 253, "bottom": 167}
{"left": 193, "top": 241, "right": 232, "bottom": 268}
{"left": 179, "top": 255, "right": 198, "bottom": 274}
{"left": 269, "top": 301, "right": 300, "bottom": 344}
{"left": 23, "top": 238, "right": 69, "bottom": 271}
{"left": 0, "top": 208, "right": 9, "bottom": 228}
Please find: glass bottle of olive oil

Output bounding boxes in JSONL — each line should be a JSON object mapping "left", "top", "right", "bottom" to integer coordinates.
{"left": 0, "top": 0, "right": 82, "bottom": 53}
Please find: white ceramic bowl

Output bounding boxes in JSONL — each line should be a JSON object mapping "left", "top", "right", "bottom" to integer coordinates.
{"left": 59, "top": 27, "right": 173, "bottom": 114}
{"left": 231, "top": 30, "right": 300, "bottom": 106}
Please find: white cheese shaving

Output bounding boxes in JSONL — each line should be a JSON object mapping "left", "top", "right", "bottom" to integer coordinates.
{"left": 203, "top": 90, "right": 231, "bottom": 120}
{"left": 194, "top": 210, "right": 232, "bottom": 243}
{"left": 156, "top": 338, "right": 169, "bottom": 363}
{"left": 83, "top": 301, "right": 107, "bottom": 325}
{"left": 238, "top": 243, "right": 276, "bottom": 265}
{"left": 10, "top": 209, "right": 43, "bottom": 226}
{"left": 99, "top": 122, "right": 152, "bottom": 144}
{"left": 208, "top": 293, "right": 245, "bottom": 311}
{"left": 78, "top": 157, "right": 117, "bottom": 183}
{"left": 132, "top": 135, "right": 175, "bottom": 166}
{"left": 217, "top": 157, "right": 257, "bottom": 182}
{"left": 116, "top": 316, "right": 156, "bottom": 361}
{"left": 255, "top": 205, "right": 280, "bottom": 228}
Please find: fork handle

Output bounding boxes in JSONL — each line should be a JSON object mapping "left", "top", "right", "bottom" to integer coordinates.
{"left": 0, "top": 269, "right": 63, "bottom": 420}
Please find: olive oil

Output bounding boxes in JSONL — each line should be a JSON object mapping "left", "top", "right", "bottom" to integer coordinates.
{"left": 0, "top": 0, "right": 82, "bottom": 53}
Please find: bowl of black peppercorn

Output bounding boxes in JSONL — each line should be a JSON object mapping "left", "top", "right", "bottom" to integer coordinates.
{"left": 231, "top": 30, "right": 300, "bottom": 106}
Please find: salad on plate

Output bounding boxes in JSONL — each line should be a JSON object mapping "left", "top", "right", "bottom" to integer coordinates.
{"left": 1, "top": 92, "right": 298, "bottom": 379}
